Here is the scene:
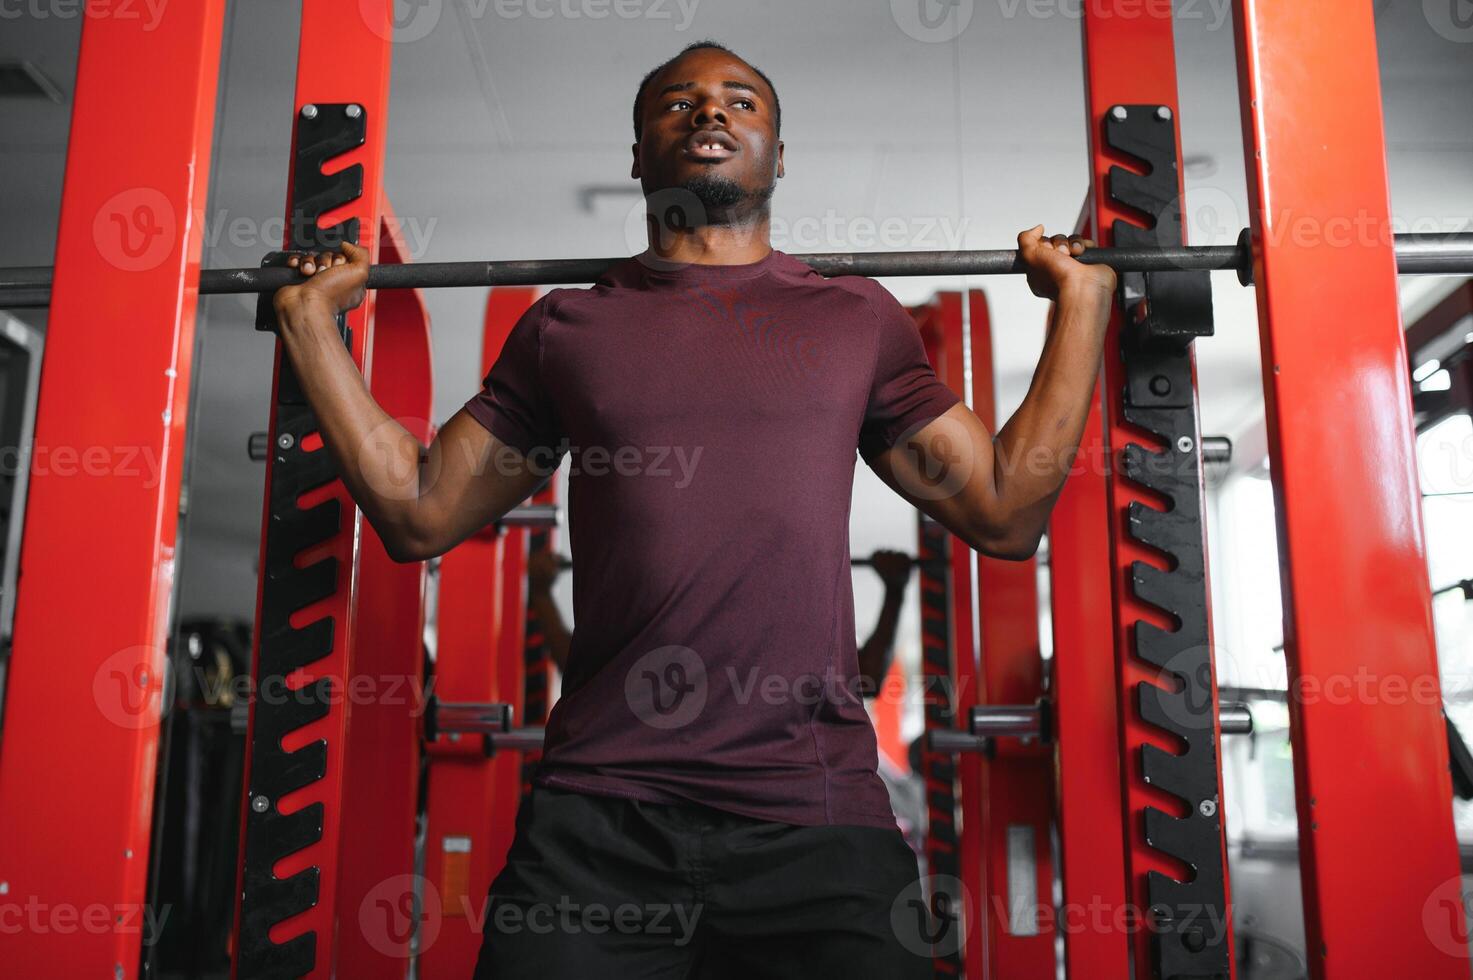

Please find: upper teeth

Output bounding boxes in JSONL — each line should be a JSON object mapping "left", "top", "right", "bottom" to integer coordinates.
{"left": 702, "top": 143, "right": 721, "bottom": 150}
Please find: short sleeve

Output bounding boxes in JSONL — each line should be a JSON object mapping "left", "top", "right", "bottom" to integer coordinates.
{"left": 462, "top": 296, "right": 563, "bottom": 460}
{"left": 857, "top": 289, "right": 962, "bottom": 463}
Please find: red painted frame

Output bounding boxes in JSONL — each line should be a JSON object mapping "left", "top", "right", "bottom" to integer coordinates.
{"left": 1232, "top": 2, "right": 1466, "bottom": 974}
{"left": 420, "top": 286, "right": 539, "bottom": 977}
{"left": 1045, "top": 235, "right": 1132, "bottom": 976}
{"left": 1078, "top": 5, "right": 1234, "bottom": 975}
{"left": 913, "top": 298, "right": 971, "bottom": 975}
{"left": 332, "top": 205, "right": 434, "bottom": 974}
{"left": 231, "top": 3, "right": 395, "bottom": 975}
{"left": 0, "top": 5, "right": 226, "bottom": 977}
{"left": 933, "top": 292, "right": 988, "bottom": 978}
{"left": 962, "top": 290, "right": 1056, "bottom": 977}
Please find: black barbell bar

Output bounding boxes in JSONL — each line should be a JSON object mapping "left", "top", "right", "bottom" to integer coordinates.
{"left": 3, "top": 232, "right": 1470, "bottom": 310}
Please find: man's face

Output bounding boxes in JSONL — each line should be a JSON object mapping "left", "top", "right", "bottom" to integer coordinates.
{"left": 632, "top": 48, "right": 784, "bottom": 221}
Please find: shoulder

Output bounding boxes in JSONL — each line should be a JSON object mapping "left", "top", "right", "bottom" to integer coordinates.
{"left": 777, "top": 257, "right": 917, "bottom": 345}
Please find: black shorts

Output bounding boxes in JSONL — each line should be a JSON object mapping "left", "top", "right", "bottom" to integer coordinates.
{"left": 473, "top": 784, "right": 935, "bottom": 979}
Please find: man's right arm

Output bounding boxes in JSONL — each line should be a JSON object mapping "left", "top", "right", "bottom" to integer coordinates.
{"left": 272, "top": 243, "right": 546, "bottom": 563}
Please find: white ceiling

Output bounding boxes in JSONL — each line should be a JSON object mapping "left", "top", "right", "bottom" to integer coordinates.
{"left": 0, "top": 1, "right": 1469, "bottom": 619}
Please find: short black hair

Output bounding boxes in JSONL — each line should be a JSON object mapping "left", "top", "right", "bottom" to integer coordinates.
{"left": 632, "top": 40, "right": 781, "bottom": 141}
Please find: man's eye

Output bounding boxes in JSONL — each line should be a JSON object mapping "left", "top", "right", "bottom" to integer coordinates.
{"left": 735, "top": 100, "right": 755, "bottom": 110}
{"left": 668, "top": 100, "right": 691, "bottom": 111}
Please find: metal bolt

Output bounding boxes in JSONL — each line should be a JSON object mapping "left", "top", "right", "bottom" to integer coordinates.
{"left": 1177, "top": 436, "right": 1194, "bottom": 454}
{"left": 1149, "top": 375, "right": 1171, "bottom": 396}
{"left": 116, "top": 965, "right": 124, "bottom": 980}
{"left": 346, "top": 104, "right": 362, "bottom": 119}
{"left": 0, "top": 881, "right": 8, "bottom": 895}
{"left": 277, "top": 433, "right": 295, "bottom": 451}
{"left": 124, "top": 849, "right": 133, "bottom": 859}
{"left": 1198, "top": 799, "right": 1217, "bottom": 817}
{"left": 252, "top": 795, "right": 270, "bottom": 814}
{"left": 1156, "top": 106, "right": 1173, "bottom": 121}
{"left": 301, "top": 104, "right": 318, "bottom": 120}
{"left": 1111, "top": 106, "right": 1128, "bottom": 122}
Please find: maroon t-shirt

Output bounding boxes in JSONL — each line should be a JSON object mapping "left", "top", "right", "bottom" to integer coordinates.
{"left": 463, "top": 249, "right": 960, "bottom": 829}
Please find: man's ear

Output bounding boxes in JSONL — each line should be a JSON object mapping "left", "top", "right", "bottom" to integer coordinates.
{"left": 631, "top": 142, "right": 641, "bottom": 179}
{"left": 776, "top": 140, "right": 785, "bottom": 179}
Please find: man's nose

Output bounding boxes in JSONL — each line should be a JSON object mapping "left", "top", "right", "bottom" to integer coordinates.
{"left": 691, "top": 97, "right": 728, "bottom": 128}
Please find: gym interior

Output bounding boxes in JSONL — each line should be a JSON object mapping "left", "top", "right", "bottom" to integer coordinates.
{"left": 1, "top": 2, "right": 1471, "bottom": 978}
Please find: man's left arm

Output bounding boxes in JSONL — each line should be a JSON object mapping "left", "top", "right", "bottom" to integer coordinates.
{"left": 857, "top": 550, "right": 911, "bottom": 698}
{"left": 868, "top": 226, "right": 1116, "bottom": 561}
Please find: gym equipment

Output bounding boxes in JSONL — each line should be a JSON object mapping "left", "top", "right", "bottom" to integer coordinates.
{"left": 2, "top": 231, "right": 1471, "bottom": 309}
{"left": 6, "top": 1, "right": 1468, "bottom": 978}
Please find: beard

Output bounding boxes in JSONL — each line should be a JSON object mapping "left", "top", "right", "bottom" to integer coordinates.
{"left": 679, "top": 172, "right": 775, "bottom": 225}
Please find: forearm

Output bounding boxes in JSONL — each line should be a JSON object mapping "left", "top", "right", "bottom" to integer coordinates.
{"left": 275, "top": 300, "right": 426, "bottom": 556}
{"left": 529, "top": 588, "right": 572, "bottom": 672}
{"left": 990, "top": 282, "right": 1112, "bottom": 541}
{"left": 857, "top": 588, "right": 905, "bottom": 696}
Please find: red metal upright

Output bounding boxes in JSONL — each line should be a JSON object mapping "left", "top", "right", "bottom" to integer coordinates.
{"left": 232, "top": 3, "right": 395, "bottom": 977}
{"left": 1045, "top": 231, "right": 1131, "bottom": 976}
{"left": 0, "top": 6, "right": 226, "bottom": 977}
{"left": 1080, "top": 5, "right": 1234, "bottom": 977}
{"left": 914, "top": 297, "right": 972, "bottom": 975}
{"left": 962, "top": 291, "right": 1056, "bottom": 978}
{"left": 934, "top": 292, "right": 988, "bottom": 979}
{"left": 1232, "top": 2, "right": 1466, "bottom": 975}
{"left": 420, "top": 286, "right": 539, "bottom": 977}
{"left": 332, "top": 206, "right": 434, "bottom": 975}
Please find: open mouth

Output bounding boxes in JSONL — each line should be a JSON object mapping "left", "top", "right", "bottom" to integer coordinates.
{"left": 685, "top": 131, "right": 738, "bottom": 161}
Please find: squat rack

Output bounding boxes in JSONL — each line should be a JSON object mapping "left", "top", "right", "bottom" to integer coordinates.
{"left": 0, "top": 1, "right": 1465, "bottom": 978}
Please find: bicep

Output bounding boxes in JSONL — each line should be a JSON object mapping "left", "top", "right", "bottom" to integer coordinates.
{"left": 867, "top": 403, "right": 1001, "bottom": 542}
{"left": 414, "top": 408, "right": 547, "bottom": 556}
